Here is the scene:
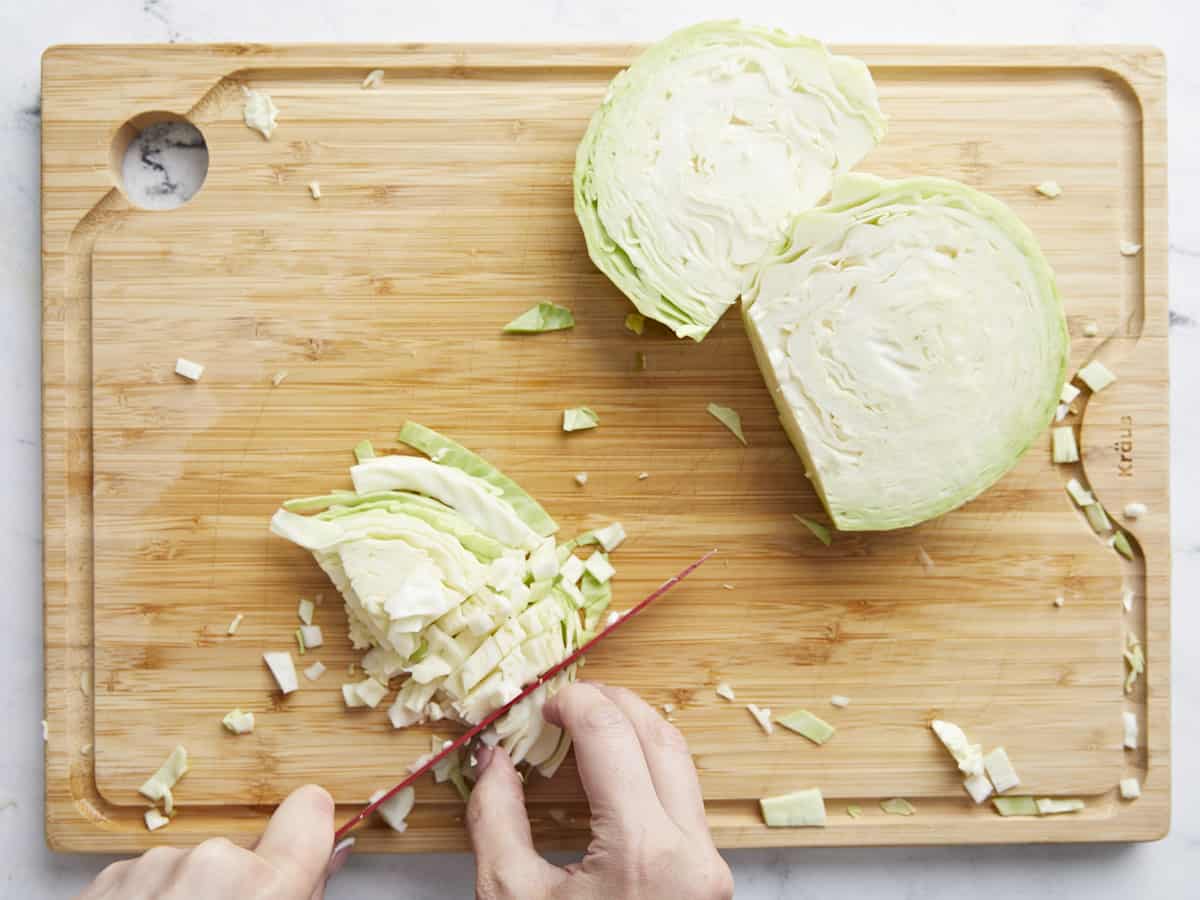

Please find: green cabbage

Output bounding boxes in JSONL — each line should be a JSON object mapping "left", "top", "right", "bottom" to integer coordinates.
{"left": 743, "top": 174, "right": 1068, "bottom": 531}
{"left": 574, "top": 21, "right": 885, "bottom": 340}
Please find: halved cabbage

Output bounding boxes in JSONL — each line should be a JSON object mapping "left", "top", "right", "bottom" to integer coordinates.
{"left": 574, "top": 21, "right": 885, "bottom": 340}
{"left": 743, "top": 174, "right": 1068, "bottom": 531}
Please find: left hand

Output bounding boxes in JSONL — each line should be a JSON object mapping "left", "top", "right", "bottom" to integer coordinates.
{"left": 77, "top": 783, "right": 339, "bottom": 900}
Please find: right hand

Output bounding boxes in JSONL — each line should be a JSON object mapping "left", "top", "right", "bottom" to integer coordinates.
{"left": 465, "top": 681, "right": 734, "bottom": 900}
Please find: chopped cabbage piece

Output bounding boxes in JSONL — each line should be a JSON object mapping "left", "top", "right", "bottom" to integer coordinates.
{"left": 760, "top": 788, "right": 826, "bottom": 827}
{"left": 298, "top": 598, "right": 315, "bottom": 625}
{"left": 1035, "top": 180, "right": 1062, "bottom": 198}
{"left": 308, "top": 181, "right": 321, "bottom": 200}
{"left": 1112, "top": 531, "right": 1135, "bottom": 560}
{"left": 1123, "top": 711, "right": 1138, "bottom": 749}
{"left": 1051, "top": 427, "right": 1079, "bottom": 464}
{"left": 304, "top": 661, "right": 326, "bottom": 681}
{"left": 880, "top": 798, "right": 915, "bottom": 816}
{"left": 746, "top": 703, "right": 773, "bottom": 735}
{"left": 144, "top": 809, "right": 171, "bottom": 831}
{"left": 1119, "top": 241, "right": 1142, "bottom": 257}
{"left": 299, "top": 625, "right": 324, "bottom": 649}
{"left": 1060, "top": 382, "right": 1081, "bottom": 404}
{"left": 1065, "top": 479, "right": 1095, "bottom": 507}
{"left": 362, "top": 69, "right": 384, "bottom": 89}
{"left": 1078, "top": 360, "right": 1116, "bottom": 393}
{"left": 593, "top": 522, "right": 627, "bottom": 552}
{"left": 830, "top": 695, "right": 850, "bottom": 708}
{"left": 354, "top": 440, "right": 376, "bottom": 463}
{"left": 1036, "top": 798, "right": 1084, "bottom": 815}
{"left": 242, "top": 88, "right": 279, "bottom": 139}
{"left": 846, "top": 805, "right": 863, "bottom": 818}
{"left": 624, "top": 313, "right": 645, "bottom": 335}
{"left": 1083, "top": 503, "right": 1111, "bottom": 534}
{"left": 503, "top": 302, "right": 575, "bottom": 334}
{"left": 263, "top": 652, "right": 298, "bottom": 694}
{"left": 583, "top": 551, "right": 615, "bottom": 585}
{"left": 1082, "top": 321, "right": 1099, "bottom": 337}
{"left": 371, "top": 786, "right": 415, "bottom": 833}
{"left": 776, "top": 709, "right": 835, "bottom": 744}
{"left": 222, "top": 709, "right": 255, "bottom": 735}
{"left": 227, "top": 612, "right": 244, "bottom": 635}
{"left": 559, "top": 555, "right": 585, "bottom": 587}
{"left": 930, "top": 720, "right": 983, "bottom": 777}
{"left": 963, "top": 772, "right": 994, "bottom": 804}
{"left": 793, "top": 515, "right": 832, "bottom": 547}
{"left": 983, "top": 747, "right": 1020, "bottom": 793}
{"left": 563, "top": 407, "right": 600, "bottom": 432}
{"left": 993, "top": 796, "right": 1038, "bottom": 816}
{"left": 707, "top": 403, "right": 747, "bottom": 445}
{"left": 174, "top": 358, "right": 205, "bottom": 382}
{"left": 1123, "top": 502, "right": 1147, "bottom": 520}
{"left": 1119, "top": 778, "right": 1141, "bottom": 800}
{"left": 715, "top": 682, "right": 735, "bottom": 701}
{"left": 574, "top": 472, "right": 588, "bottom": 486}
{"left": 139, "top": 746, "right": 189, "bottom": 809}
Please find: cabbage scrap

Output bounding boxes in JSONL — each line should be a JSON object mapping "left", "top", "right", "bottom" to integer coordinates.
{"left": 563, "top": 408, "right": 600, "bottom": 432}
{"left": 503, "top": 302, "right": 575, "bottom": 334}
{"left": 707, "top": 403, "right": 747, "bottom": 445}
{"left": 760, "top": 788, "right": 826, "bottom": 827}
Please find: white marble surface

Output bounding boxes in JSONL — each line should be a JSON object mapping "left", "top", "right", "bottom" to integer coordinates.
{"left": 3, "top": 0, "right": 1198, "bottom": 896}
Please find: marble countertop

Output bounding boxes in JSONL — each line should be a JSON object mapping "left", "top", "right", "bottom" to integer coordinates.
{"left": 4, "top": 1, "right": 1197, "bottom": 896}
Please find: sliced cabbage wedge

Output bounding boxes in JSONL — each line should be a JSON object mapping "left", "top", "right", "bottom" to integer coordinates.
{"left": 743, "top": 174, "right": 1068, "bottom": 531}
{"left": 270, "top": 423, "right": 624, "bottom": 775}
{"left": 574, "top": 21, "right": 885, "bottom": 340}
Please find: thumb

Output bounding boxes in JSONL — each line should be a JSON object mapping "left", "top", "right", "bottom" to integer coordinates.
{"left": 466, "top": 747, "right": 559, "bottom": 897}
{"left": 255, "top": 784, "right": 335, "bottom": 897}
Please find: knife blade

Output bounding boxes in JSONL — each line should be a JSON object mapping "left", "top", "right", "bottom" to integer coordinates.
{"left": 333, "top": 547, "right": 716, "bottom": 840}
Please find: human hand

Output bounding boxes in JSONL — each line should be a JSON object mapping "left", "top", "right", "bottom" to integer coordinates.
{"left": 466, "top": 681, "right": 734, "bottom": 900}
{"left": 78, "top": 784, "right": 340, "bottom": 900}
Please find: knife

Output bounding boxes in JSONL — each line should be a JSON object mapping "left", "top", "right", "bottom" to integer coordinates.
{"left": 332, "top": 548, "right": 717, "bottom": 841}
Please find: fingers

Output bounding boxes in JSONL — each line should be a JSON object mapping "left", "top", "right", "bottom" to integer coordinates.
{"left": 466, "top": 746, "right": 561, "bottom": 899}
{"left": 594, "top": 685, "right": 709, "bottom": 836}
{"left": 254, "top": 784, "right": 336, "bottom": 895}
{"left": 80, "top": 847, "right": 184, "bottom": 900}
{"left": 541, "top": 682, "right": 663, "bottom": 828}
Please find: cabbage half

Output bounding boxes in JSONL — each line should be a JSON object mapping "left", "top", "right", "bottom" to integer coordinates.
{"left": 270, "top": 424, "right": 618, "bottom": 775}
{"left": 574, "top": 21, "right": 886, "bottom": 340}
{"left": 743, "top": 174, "right": 1068, "bottom": 531}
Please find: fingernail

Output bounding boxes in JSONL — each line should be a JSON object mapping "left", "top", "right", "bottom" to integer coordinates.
{"left": 326, "top": 836, "right": 355, "bottom": 878}
{"left": 474, "top": 746, "right": 495, "bottom": 773}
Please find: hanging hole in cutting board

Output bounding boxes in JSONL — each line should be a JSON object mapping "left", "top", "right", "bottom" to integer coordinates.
{"left": 110, "top": 111, "right": 208, "bottom": 210}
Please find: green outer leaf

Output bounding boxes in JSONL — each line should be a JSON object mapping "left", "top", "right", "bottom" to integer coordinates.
{"left": 793, "top": 515, "right": 833, "bottom": 547}
{"left": 556, "top": 531, "right": 597, "bottom": 564}
{"left": 354, "top": 440, "right": 376, "bottom": 463}
{"left": 707, "top": 403, "right": 747, "bottom": 445}
{"left": 502, "top": 302, "right": 575, "bottom": 334}
{"left": 992, "top": 796, "right": 1038, "bottom": 817}
{"left": 317, "top": 495, "right": 509, "bottom": 562}
{"left": 563, "top": 407, "right": 600, "bottom": 432}
{"left": 776, "top": 709, "right": 836, "bottom": 744}
{"left": 398, "top": 421, "right": 558, "bottom": 537}
{"left": 282, "top": 489, "right": 358, "bottom": 514}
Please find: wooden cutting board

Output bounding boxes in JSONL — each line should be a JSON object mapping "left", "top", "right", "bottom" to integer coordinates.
{"left": 42, "top": 43, "right": 1169, "bottom": 852}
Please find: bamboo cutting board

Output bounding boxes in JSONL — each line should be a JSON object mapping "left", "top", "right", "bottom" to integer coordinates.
{"left": 42, "top": 43, "right": 1168, "bottom": 852}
